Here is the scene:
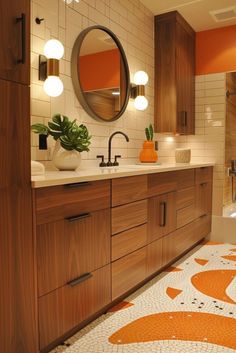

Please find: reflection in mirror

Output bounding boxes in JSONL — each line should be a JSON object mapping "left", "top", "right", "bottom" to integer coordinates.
{"left": 71, "top": 26, "right": 130, "bottom": 122}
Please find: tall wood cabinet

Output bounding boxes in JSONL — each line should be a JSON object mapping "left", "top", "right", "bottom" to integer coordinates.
{"left": 154, "top": 11, "right": 195, "bottom": 134}
{"left": 0, "top": 2, "right": 37, "bottom": 353}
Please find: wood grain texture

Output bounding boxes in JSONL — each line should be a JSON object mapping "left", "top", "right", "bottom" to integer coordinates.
{"left": 176, "top": 169, "right": 195, "bottom": 189}
{"left": 0, "top": 79, "right": 37, "bottom": 352}
{"left": 195, "top": 181, "right": 212, "bottom": 219}
{"left": 148, "top": 192, "right": 176, "bottom": 242}
{"left": 35, "top": 180, "right": 110, "bottom": 225}
{"left": 177, "top": 186, "right": 195, "bottom": 210}
{"left": 146, "top": 238, "right": 163, "bottom": 276}
{"left": 195, "top": 167, "right": 213, "bottom": 184}
{"left": 177, "top": 203, "right": 196, "bottom": 229}
{"left": 37, "top": 209, "right": 110, "bottom": 297}
{"left": 148, "top": 172, "right": 177, "bottom": 197}
{"left": 112, "top": 224, "right": 147, "bottom": 261}
{"left": 112, "top": 199, "right": 147, "bottom": 235}
{"left": 0, "top": 0, "right": 30, "bottom": 84}
{"left": 112, "top": 175, "right": 148, "bottom": 206}
{"left": 154, "top": 11, "right": 195, "bottom": 134}
{"left": 38, "top": 265, "right": 111, "bottom": 350}
{"left": 112, "top": 247, "right": 146, "bottom": 300}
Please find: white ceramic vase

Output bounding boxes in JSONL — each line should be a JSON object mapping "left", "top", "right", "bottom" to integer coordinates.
{"left": 52, "top": 140, "right": 81, "bottom": 171}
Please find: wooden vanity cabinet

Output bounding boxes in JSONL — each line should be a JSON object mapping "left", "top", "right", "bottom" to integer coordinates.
{"left": 154, "top": 11, "right": 195, "bottom": 134}
{"left": 35, "top": 180, "right": 111, "bottom": 351}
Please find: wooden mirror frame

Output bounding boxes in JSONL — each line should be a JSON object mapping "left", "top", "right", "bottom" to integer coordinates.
{"left": 71, "top": 25, "right": 130, "bottom": 122}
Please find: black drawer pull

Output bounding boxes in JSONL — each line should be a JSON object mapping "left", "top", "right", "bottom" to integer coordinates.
{"left": 16, "top": 13, "right": 26, "bottom": 64}
{"left": 200, "top": 182, "right": 207, "bottom": 187}
{"left": 159, "top": 201, "right": 166, "bottom": 227}
{"left": 66, "top": 213, "right": 91, "bottom": 222}
{"left": 200, "top": 214, "right": 207, "bottom": 218}
{"left": 64, "top": 181, "right": 91, "bottom": 189}
{"left": 67, "top": 273, "right": 93, "bottom": 287}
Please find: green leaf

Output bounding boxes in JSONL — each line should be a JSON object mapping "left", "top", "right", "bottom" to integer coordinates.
{"left": 31, "top": 123, "right": 49, "bottom": 135}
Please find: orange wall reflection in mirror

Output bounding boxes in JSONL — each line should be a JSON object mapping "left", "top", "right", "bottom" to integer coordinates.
{"left": 79, "top": 48, "right": 120, "bottom": 91}
{"left": 196, "top": 24, "right": 236, "bottom": 75}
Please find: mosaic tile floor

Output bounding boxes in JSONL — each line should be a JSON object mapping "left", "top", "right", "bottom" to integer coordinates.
{"left": 51, "top": 242, "right": 236, "bottom": 353}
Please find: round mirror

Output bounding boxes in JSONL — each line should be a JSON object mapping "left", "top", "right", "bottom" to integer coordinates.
{"left": 71, "top": 25, "right": 130, "bottom": 122}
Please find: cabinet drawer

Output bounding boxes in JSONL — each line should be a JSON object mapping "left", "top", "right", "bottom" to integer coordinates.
{"left": 35, "top": 180, "right": 110, "bottom": 225}
{"left": 193, "top": 215, "right": 211, "bottom": 241}
{"left": 177, "top": 186, "right": 195, "bottom": 210}
{"left": 195, "top": 167, "right": 213, "bottom": 184}
{"left": 112, "top": 200, "right": 147, "bottom": 235}
{"left": 162, "top": 222, "right": 196, "bottom": 265}
{"left": 176, "top": 169, "right": 195, "bottom": 190}
{"left": 112, "top": 175, "right": 147, "bottom": 206}
{"left": 37, "top": 209, "right": 110, "bottom": 297}
{"left": 147, "top": 238, "right": 163, "bottom": 277}
{"left": 148, "top": 172, "right": 177, "bottom": 196}
{"left": 177, "top": 203, "right": 195, "bottom": 229}
{"left": 112, "top": 247, "right": 146, "bottom": 300}
{"left": 38, "top": 265, "right": 111, "bottom": 350}
{"left": 195, "top": 182, "right": 212, "bottom": 218}
{"left": 112, "top": 224, "right": 147, "bottom": 261}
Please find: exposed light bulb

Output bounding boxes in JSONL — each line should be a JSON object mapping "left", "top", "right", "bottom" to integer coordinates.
{"left": 134, "top": 96, "right": 148, "bottom": 111}
{"left": 44, "top": 39, "right": 64, "bottom": 59}
{"left": 64, "top": 0, "right": 80, "bottom": 3}
{"left": 133, "top": 71, "right": 149, "bottom": 85}
{"left": 43, "top": 76, "right": 64, "bottom": 97}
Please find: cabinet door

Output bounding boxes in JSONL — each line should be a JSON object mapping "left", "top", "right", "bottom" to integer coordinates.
{"left": 176, "top": 22, "right": 195, "bottom": 134}
{"left": 195, "top": 182, "right": 212, "bottom": 218}
{"left": 0, "top": 0, "right": 30, "bottom": 84}
{"left": 0, "top": 80, "right": 37, "bottom": 353}
{"left": 148, "top": 192, "right": 176, "bottom": 242}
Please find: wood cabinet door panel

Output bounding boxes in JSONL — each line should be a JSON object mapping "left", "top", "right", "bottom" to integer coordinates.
{"left": 177, "top": 186, "right": 195, "bottom": 210}
{"left": 148, "top": 192, "right": 176, "bottom": 242}
{"left": 193, "top": 215, "right": 211, "bottom": 241}
{"left": 0, "top": 1, "right": 30, "bottom": 84}
{"left": 37, "top": 209, "right": 110, "bottom": 297}
{"left": 112, "top": 175, "right": 147, "bottom": 206}
{"left": 176, "top": 169, "right": 195, "bottom": 189}
{"left": 148, "top": 172, "right": 177, "bottom": 197}
{"left": 195, "top": 167, "right": 213, "bottom": 184}
{"left": 112, "top": 247, "right": 147, "bottom": 300}
{"left": 35, "top": 180, "right": 110, "bottom": 225}
{"left": 195, "top": 182, "right": 212, "bottom": 218}
{"left": 112, "top": 199, "right": 147, "bottom": 235}
{"left": 177, "top": 203, "right": 196, "bottom": 229}
{"left": 147, "top": 238, "right": 163, "bottom": 277}
{"left": 38, "top": 265, "right": 111, "bottom": 350}
{"left": 112, "top": 224, "right": 147, "bottom": 261}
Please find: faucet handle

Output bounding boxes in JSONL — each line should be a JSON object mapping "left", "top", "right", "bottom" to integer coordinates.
{"left": 113, "top": 155, "right": 121, "bottom": 166}
{"left": 96, "top": 155, "right": 106, "bottom": 167}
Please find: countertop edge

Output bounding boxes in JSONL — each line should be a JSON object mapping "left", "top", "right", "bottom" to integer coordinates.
{"left": 31, "top": 163, "right": 215, "bottom": 188}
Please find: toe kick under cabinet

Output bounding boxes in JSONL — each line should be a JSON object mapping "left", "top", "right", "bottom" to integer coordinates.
{"left": 33, "top": 166, "right": 213, "bottom": 352}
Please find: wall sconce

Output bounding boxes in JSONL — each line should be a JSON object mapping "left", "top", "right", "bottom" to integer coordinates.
{"left": 130, "top": 71, "right": 149, "bottom": 111}
{"left": 39, "top": 39, "right": 64, "bottom": 97}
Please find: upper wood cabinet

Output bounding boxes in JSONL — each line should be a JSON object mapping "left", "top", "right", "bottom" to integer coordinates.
{"left": 154, "top": 11, "right": 195, "bottom": 134}
{"left": 0, "top": 0, "right": 30, "bottom": 85}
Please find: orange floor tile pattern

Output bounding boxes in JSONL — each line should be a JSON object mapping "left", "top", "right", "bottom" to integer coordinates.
{"left": 51, "top": 242, "right": 236, "bottom": 353}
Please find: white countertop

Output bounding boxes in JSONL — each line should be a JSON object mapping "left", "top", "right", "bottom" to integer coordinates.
{"left": 31, "top": 162, "right": 214, "bottom": 188}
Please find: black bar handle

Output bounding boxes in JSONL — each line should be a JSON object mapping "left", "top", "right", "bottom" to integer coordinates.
{"left": 159, "top": 202, "right": 166, "bottom": 227}
{"left": 200, "top": 182, "right": 207, "bottom": 187}
{"left": 16, "top": 13, "right": 26, "bottom": 64}
{"left": 64, "top": 181, "right": 91, "bottom": 189}
{"left": 65, "top": 213, "right": 91, "bottom": 222}
{"left": 67, "top": 273, "right": 93, "bottom": 287}
{"left": 181, "top": 111, "right": 187, "bottom": 127}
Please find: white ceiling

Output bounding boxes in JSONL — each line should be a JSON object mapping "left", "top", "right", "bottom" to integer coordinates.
{"left": 140, "top": 0, "right": 236, "bottom": 31}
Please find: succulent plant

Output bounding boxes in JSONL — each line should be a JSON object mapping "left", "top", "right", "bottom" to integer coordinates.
{"left": 145, "top": 124, "right": 154, "bottom": 141}
{"left": 31, "top": 114, "right": 91, "bottom": 152}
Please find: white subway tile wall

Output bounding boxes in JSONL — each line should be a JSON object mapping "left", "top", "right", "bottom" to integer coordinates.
{"left": 30, "top": 1, "right": 226, "bottom": 215}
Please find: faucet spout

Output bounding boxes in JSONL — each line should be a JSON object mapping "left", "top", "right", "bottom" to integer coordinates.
{"left": 107, "top": 131, "right": 129, "bottom": 166}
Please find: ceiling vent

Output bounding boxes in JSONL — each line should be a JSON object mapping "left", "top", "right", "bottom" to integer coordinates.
{"left": 210, "top": 6, "right": 236, "bottom": 22}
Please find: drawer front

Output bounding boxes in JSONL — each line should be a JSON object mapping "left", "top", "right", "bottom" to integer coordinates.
{"left": 177, "top": 203, "right": 196, "bottom": 229}
{"left": 177, "top": 186, "right": 195, "bottom": 210}
{"left": 195, "top": 166, "right": 213, "bottom": 184}
{"left": 112, "top": 247, "right": 146, "bottom": 300}
{"left": 112, "top": 199, "right": 147, "bottom": 235}
{"left": 148, "top": 192, "right": 176, "bottom": 242}
{"left": 38, "top": 265, "right": 111, "bottom": 350}
{"left": 195, "top": 182, "right": 212, "bottom": 218}
{"left": 193, "top": 215, "right": 211, "bottom": 241}
{"left": 147, "top": 238, "right": 163, "bottom": 277}
{"left": 148, "top": 172, "right": 177, "bottom": 197}
{"left": 112, "top": 224, "right": 147, "bottom": 261}
{"left": 35, "top": 180, "right": 110, "bottom": 225}
{"left": 112, "top": 175, "right": 148, "bottom": 207}
{"left": 37, "top": 209, "right": 110, "bottom": 297}
{"left": 162, "top": 222, "right": 196, "bottom": 265}
{"left": 176, "top": 169, "right": 195, "bottom": 190}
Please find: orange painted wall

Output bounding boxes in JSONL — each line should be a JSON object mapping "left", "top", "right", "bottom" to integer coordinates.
{"left": 79, "top": 48, "right": 120, "bottom": 91}
{"left": 196, "top": 25, "right": 236, "bottom": 75}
